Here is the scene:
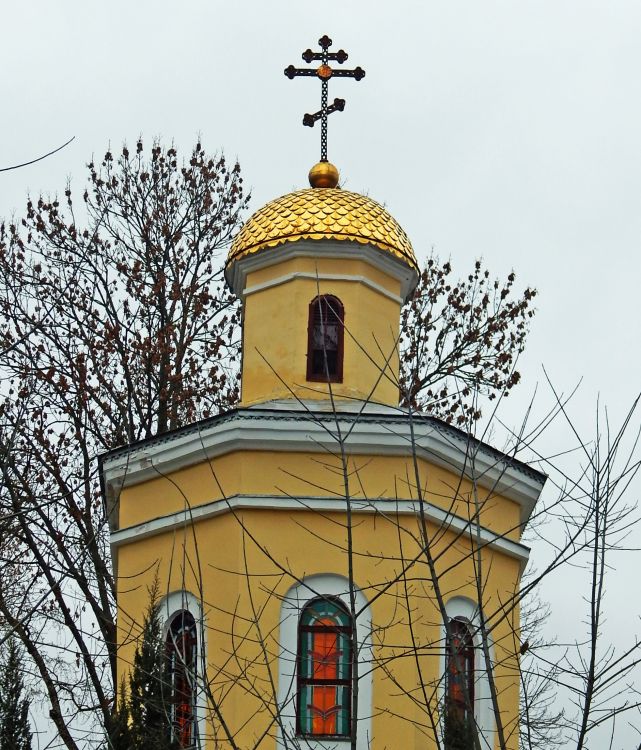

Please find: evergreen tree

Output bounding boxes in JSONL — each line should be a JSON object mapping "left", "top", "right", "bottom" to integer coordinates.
{"left": 108, "top": 680, "right": 132, "bottom": 750}
{"left": 127, "top": 583, "right": 173, "bottom": 750}
{"left": 443, "top": 710, "right": 475, "bottom": 750}
{"left": 109, "top": 583, "right": 178, "bottom": 750}
{"left": 0, "top": 636, "right": 32, "bottom": 750}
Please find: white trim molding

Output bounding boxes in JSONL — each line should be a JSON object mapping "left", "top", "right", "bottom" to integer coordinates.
{"left": 101, "top": 406, "right": 546, "bottom": 531}
{"left": 226, "top": 239, "right": 419, "bottom": 302}
{"left": 277, "top": 574, "right": 373, "bottom": 750}
{"left": 111, "top": 494, "right": 531, "bottom": 570}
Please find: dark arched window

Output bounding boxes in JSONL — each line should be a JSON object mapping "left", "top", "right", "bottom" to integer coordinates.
{"left": 444, "top": 618, "right": 475, "bottom": 749}
{"left": 166, "top": 611, "right": 197, "bottom": 748}
{"left": 297, "top": 598, "right": 352, "bottom": 737}
{"left": 306, "top": 295, "right": 344, "bottom": 383}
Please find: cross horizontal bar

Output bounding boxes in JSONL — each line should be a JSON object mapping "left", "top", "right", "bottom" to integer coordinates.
{"left": 303, "top": 98, "right": 346, "bottom": 127}
{"left": 285, "top": 65, "right": 366, "bottom": 81}
{"left": 303, "top": 111, "right": 323, "bottom": 127}
{"left": 331, "top": 67, "right": 365, "bottom": 81}
{"left": 284, "top": 65, "right": 317, "bottom": 79}
{"left": 302, "top": 49, "right": 348, "bottom": 64}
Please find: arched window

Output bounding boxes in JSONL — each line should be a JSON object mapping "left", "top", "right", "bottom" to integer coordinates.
{"left": 445, "top": 617, "right": 475, "bottom": 749}
{"left": 297, "top": 597, "right": 352, "bottom": 737}
{"left": 279, "top": 575, "right": 372, "bottom": 749}
{"left": 307, "top": 295, "right": 344, "bottom": 383}
{"left": 166, "top": 610, "right": 197, "bottom": 748}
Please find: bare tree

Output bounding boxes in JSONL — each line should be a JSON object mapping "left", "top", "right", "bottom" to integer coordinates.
{"left": 400, "top": 258, "right": 536, "bottom": 424}
{"left": 518, "top": 391, "right": 641, "bottom": 749}
{"left": 0, "top": 139, "right": 249, "bottom": 748}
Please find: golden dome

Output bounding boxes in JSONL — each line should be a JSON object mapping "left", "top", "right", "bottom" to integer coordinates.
{"left": 227, "top": 187, "right": 417, "bottom": 270}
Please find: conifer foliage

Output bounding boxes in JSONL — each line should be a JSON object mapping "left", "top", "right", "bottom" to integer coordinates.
{"left": 128, "top": 593, "right": 173, "bottom": 750}
{"left": 112, "top": 584, "right": 174, "bottom": 750}
{"left": 0, "top": 637, "right": 32, "bottom": 750}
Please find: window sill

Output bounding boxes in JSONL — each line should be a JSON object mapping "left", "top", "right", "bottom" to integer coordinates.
{"left": 296, "top": 737, "right": 351, "bottom": 746}
{"left": 298, "top": 735, "right": 350, "bottom": 741}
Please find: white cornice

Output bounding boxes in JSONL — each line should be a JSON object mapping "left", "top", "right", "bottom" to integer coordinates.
{"left": 101, "top": 407, "right": 545, "bottom": 529}
{"left": 243, "top": 271, "right": 403, "bottom": 304}
{"left": 110, "top": 493, "right": 531, "bottom": 570}
{"left": 226, "top": 239, "right": 419, "bottom": 302}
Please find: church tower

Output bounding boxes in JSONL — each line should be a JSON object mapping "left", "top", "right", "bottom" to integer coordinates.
{"left": 101, "top": 36, "right": 545, "bottom": 750}
{"left": 226, "top": 160, "right": 418, "bottom": 407}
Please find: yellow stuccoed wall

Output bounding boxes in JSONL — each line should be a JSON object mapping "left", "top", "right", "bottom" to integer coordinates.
{"left": 239, "top": 256, "right": 403, "bottom": 406}
{"left": 115, "top": 447, "right": 524, "bottom": 750}
{"left": 118, "top": 450, "right": 522, "bottom": 543}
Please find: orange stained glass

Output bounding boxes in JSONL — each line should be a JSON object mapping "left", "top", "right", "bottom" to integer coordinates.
{"left": 312, "top": 621, "right": 339, "bottom": 678}
{"left": 312, "top": 687, "right": 337, "bottom": 735}
{"left": 311, "top": 618, "right": 340, "bottom": 734}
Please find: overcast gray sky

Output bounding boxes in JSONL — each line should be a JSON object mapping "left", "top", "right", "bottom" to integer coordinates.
{"left": 2, "top": 1, "right": 640, "bottom": 745}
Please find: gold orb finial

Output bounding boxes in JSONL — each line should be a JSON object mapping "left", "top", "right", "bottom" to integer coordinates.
{"left": 309, "top": 161, "right": 339, "bottom": 189}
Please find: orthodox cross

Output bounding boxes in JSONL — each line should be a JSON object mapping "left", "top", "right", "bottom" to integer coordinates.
{"left": 284, "top": 35, "right": 365, "bottom": 163}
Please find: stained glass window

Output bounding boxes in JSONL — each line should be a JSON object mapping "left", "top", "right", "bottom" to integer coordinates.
{"left": 166, "top": 611, "right": 197, "bottom": 748}
{"left": 307, "top": 295, "right": 344, "bottom": 382}
{"left": 444, "top": 618, "right": 475, "bottom": 749}
{"left": 297, "top": 598, "right": 352, "bottom": 737}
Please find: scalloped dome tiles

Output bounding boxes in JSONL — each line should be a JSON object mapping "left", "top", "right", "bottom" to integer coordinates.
{"left": 227, "top": 188, "right": 418, "bottom": 271}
